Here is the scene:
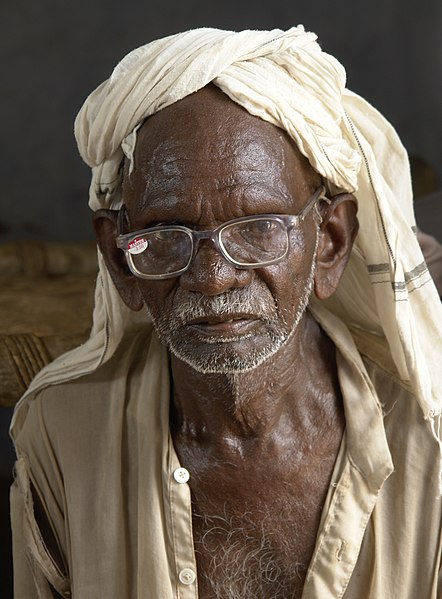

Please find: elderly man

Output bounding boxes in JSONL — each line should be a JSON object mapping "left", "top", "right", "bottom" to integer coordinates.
{"left": 10, "top": 27, "right": 442, "bottom": 599}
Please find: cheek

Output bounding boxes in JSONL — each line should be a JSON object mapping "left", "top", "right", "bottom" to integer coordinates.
{"left": 258, "top": 229, "right": 315, "bottom": 314}
{"left": 138, "top": 280, "right": 178, "bottom": 315}
{"left": 262, "top": 264, "right": 307, "bottom": 313}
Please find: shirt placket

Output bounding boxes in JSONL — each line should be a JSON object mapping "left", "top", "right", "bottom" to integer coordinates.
{"left": 168, "top": 437, "right": 199, "bottom": 599}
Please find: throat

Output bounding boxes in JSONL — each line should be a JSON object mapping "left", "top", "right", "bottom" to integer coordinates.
{"left": 170, "top": 365, "right": 295, "bottom": 441}
{"left": 170, "top": 313, "right": 343, "bottom": 442}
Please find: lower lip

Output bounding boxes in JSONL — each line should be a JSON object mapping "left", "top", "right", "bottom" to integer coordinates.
{"left": 185, "top": 318, "right": 260, "bottom": 337}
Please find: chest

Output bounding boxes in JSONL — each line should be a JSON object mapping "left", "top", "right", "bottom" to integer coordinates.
{"left": 175, "top": 440, "right": 341, "bottom": 599}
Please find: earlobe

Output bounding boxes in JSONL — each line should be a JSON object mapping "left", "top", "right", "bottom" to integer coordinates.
{"left": 314, "top": 193, "right": 359, "bottom": 300}
{"left": 92, "top": 210, "right": 144, "bottom": 311}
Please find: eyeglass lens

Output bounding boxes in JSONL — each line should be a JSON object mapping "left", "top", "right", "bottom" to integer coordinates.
{"left": 130, "top": 229, "right": 192, "bottom": 277}
{"left": 220, "top": 218, "right": 288, "bottom": 264}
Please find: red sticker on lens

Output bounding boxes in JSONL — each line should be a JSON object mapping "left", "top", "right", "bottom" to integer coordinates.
{"left": 127, "top": 237, "right": 148, "bottom": 254}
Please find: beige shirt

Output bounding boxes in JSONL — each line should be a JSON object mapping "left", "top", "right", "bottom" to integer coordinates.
{"left": 10, "top": 313, "right": 442, "bottom": 599}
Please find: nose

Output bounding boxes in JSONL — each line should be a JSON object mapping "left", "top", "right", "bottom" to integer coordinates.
{"left": 179, "top": 240, "right": 254, "bottom": 296}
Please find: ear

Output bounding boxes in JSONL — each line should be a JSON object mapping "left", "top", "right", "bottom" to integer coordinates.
{"left": 92, "top": 209, "right": 144, "bottom": 311}
{"left": 314, "top": 193, "right": 359, "bottom": 300}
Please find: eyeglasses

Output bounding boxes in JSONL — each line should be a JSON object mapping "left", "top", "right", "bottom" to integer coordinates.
{"left": 116, "top": 185, "right": 328, "bottom": 280}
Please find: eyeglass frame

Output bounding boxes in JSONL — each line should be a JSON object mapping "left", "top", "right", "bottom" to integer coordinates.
{"left": 115, "top": 185, "right": 329, "bottom": 280}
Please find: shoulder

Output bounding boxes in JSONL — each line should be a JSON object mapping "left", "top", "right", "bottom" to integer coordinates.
{"left": 11, "top": 365, "right": 114, "bottom": 467}
{"left": 362, "top": 355, "right": 441, "bottom": 485}
{"left": 361, "top": 353, "right": 425, "bottom": 430}
{"left": 11, "top": 328, "right": 170, "bottom": 462}
{"left": 11, "top": 329, "right": 159, "bottom": 456}
{"left": 362, "top": 355, "right": 413, "bottom": 407}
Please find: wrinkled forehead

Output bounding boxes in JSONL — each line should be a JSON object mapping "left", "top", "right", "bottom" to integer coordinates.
{"left": 123, "top": 85, "right": 321, "bottom": 215}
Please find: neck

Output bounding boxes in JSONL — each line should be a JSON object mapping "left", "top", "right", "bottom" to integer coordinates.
{"left": 169, "top": 310, "right": 342, "bottom": 447}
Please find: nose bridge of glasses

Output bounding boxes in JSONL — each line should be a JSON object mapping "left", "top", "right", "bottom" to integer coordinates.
{"left": 190, "top": 227, "right": 224, "bottom": 255}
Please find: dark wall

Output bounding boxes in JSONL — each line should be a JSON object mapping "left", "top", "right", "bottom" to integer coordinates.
{"left": 1, "top": 0, "right": 442, "bottom": 242}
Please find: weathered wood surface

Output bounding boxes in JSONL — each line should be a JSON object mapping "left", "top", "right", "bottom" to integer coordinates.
{"left": 0, "top": 242, "right": 97, "bottom": 407}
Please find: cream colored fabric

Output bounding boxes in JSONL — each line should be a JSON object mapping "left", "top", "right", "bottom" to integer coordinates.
{"left": 10, "top": 315, "right": 442, "bottom": 598}
{"left": 11, "top": 26, "right": 442, "bottom": 434}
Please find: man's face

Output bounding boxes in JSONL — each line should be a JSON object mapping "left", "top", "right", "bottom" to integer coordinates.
{"left": 122, "top": 86, "right": 322, "bottom": 373}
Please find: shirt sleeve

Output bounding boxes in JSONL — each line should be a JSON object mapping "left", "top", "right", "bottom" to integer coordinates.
{"left": 10, "top": 395, "right": 71, "bottom": 599}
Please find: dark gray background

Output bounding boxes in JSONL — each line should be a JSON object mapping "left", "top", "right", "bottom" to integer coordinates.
{"left": 1, "top": 0, "right": 441, "bottom": 243}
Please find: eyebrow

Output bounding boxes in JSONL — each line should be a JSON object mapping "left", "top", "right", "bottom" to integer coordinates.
{"left": 131, "top": 179, "right": 296, "bottom": 219}
{"left": 215, "top": 180, "right": 294, "bottom": 202}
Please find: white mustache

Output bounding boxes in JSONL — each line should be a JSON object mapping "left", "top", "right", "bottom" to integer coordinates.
{"left": 173, "top": 285, "right": 277, "bottom": 325}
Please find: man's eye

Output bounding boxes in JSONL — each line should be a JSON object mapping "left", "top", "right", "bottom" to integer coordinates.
{"left": 153, "top": 230, "right": 172, "bottom": 241}
{"left": 244, "top": 220, "right": 277, "bottom": 234}
{"left": 151, "top": 229, "right": 187, "bottom": 244}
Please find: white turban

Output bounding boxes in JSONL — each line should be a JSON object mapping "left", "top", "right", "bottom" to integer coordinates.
{"left": 12, "top": 27, "right": 442, "bottom": 446}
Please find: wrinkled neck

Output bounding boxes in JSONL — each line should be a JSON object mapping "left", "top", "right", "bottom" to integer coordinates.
{"left": 169, "top": 311, "right": 342, "bottom": 445}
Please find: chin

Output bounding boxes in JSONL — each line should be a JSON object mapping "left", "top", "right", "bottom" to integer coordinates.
{"left": 164, "top": 328, "right": 293, "bottom": 374}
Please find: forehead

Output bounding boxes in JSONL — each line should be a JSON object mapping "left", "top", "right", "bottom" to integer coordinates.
{"left": 124, "top": 85, "right": 319, "bottom": 221}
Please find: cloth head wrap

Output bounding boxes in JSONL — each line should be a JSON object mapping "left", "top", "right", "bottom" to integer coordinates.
{"left": 12, "top": 26, "right": 442, "bottom": 445}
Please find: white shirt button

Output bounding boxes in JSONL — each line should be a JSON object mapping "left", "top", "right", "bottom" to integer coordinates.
{"left": 173, "top": 467, "right": 190, "bottom": 483}
{"left": 179, "top": 568, "right": 196, "bottom": 585}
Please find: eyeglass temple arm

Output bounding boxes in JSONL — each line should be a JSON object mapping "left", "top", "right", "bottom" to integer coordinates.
{"left": 298, "top": 185, "right": 331, "bottom": 223}
{"left": 115, "top": 205, "right": 130, "bottom": 248}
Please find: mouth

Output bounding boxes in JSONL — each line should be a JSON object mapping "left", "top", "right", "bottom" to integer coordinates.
{"left": 184, "top": 313, "right": 261, "bottom": 336}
